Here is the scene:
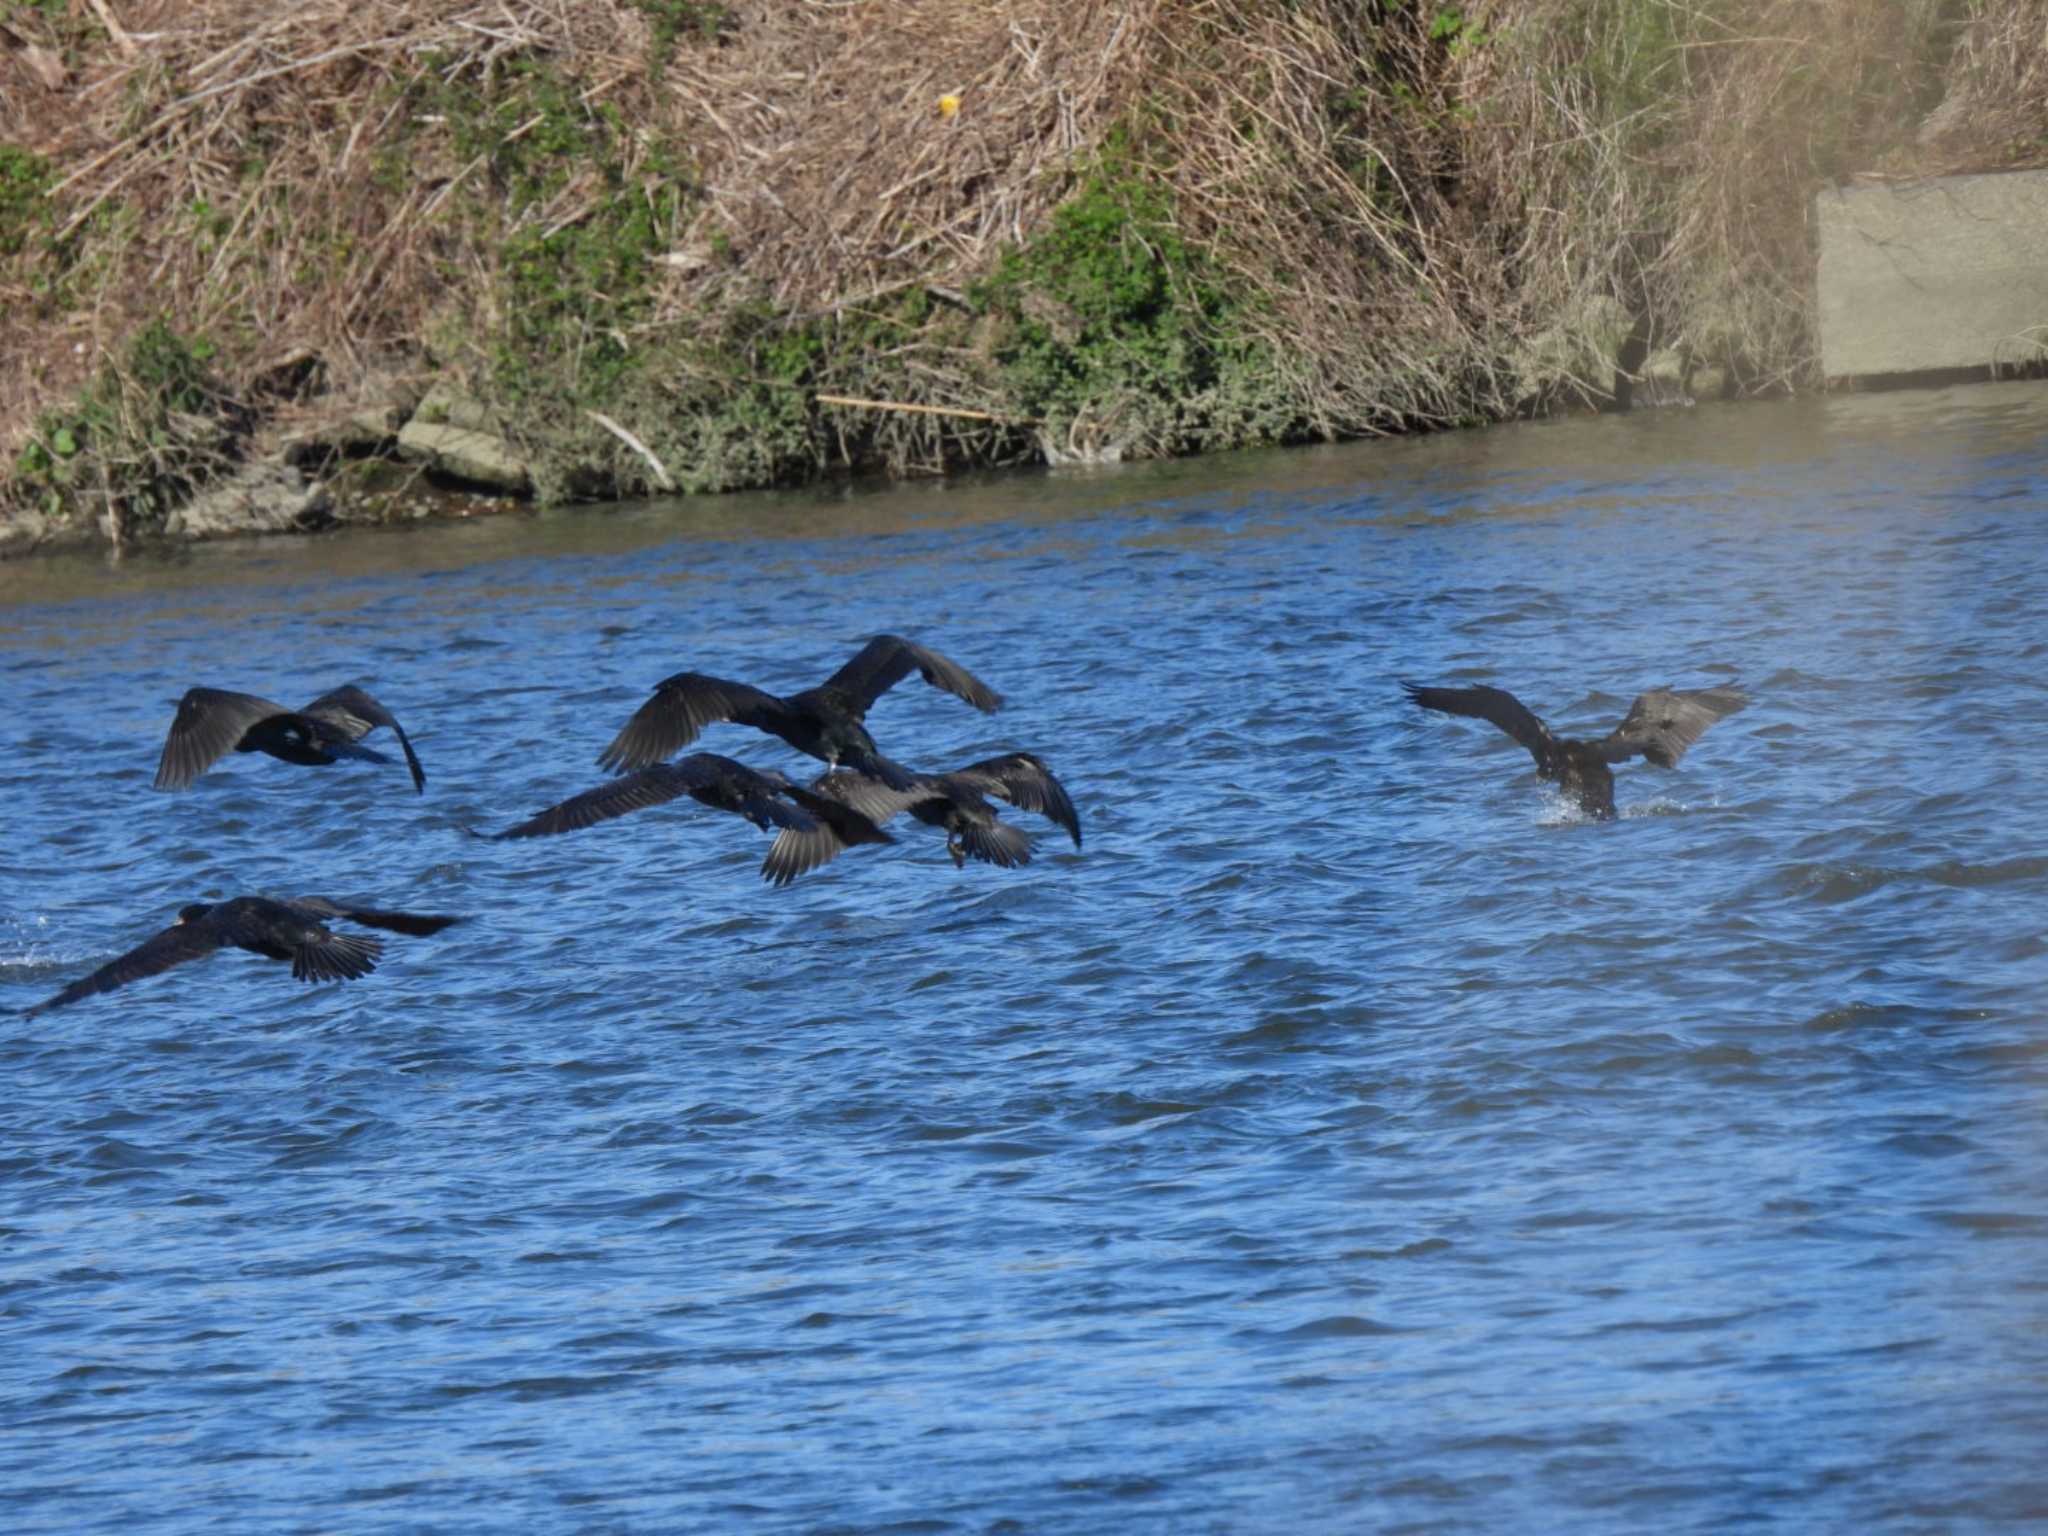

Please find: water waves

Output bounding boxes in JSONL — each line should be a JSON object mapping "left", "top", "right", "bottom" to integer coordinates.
{"left": 4, "top": 393, "right": 2048, "bottom": 1531}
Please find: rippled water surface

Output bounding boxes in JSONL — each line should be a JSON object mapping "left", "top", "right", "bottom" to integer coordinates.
{"left": 6, "top": 386, "right": 2048, "bottom": 1532}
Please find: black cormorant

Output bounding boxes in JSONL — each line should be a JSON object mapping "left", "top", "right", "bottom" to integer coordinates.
{"left": 154, "top": 685, "right": 426, "bottom": 793}
{"left": 783, "top": 752, "right": 1082, "bottom": 870}
{"left": 597, "top": 634, "right": 1001, "bottom": 790}
{"left": 1402, "top": 681, "right": 1747, "bottom": 820}
{"left": 473, "top": 751, "right": 895, "bottom": 886}
{"left": 23, "top": 896, "right": 461, "bottom": 1016}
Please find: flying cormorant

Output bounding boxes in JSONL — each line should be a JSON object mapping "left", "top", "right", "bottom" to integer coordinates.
{"left": 22, "top": 896, "right": 462, "bottom": 1016}
{"left": 154, "top": 684, "right": 426, "bottom": 793}
{"left": 473, "top": 751, "right": 895, "bottom": 886}
{"left": 1402, "top": 681, "right": 1747, "bottom": 820}
{"left": 597, "top": 634, "right": 1001, "bottom": 790}
{"left": 781, "top": 752, "right": 1082, "bottom": 870}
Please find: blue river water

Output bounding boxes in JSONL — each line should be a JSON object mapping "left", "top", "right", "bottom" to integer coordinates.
{"left": 3, "top": 384, "right": 2047, "bottom": 1532}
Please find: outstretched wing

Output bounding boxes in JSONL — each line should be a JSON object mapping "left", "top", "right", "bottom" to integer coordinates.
{"left": 483, "top": 763, "right": 713, "bottom": 840}
{"left": 760, "top": 781, "right": 896, "bottom": 886}
{"left": 957, "top": 817, "right": 1035, "bottom": 869}
{"left": 207, "top": 901, "right": 382, "bottom": 983}
{"left": 821, "top": 635, "right": 1003, "bottom": 716}
{"left": 942, "top": 753, "right": 1081, "bottom": 849}
{"left": 289, "top": 897, "right": 463, "bottom": 938}
{"left": 1596, "top": 685, "right": 1747, "bottom": 767}
{"left": 288, "top": 931, "right": 382, "bottom": 983}
{"left": 799, "top": 768, "right": 932, "bottom": 828}
{"left": 484, "top": 756, "right": 812, "bottom": 840}
{"left": 24, "top": 919, "right": 227, "bottom": 1016}
{"left": 153, "top": 687, "right": 291, "bottom": 790}
{"left": 302, "top": 685, "right": 426, "bottom": 794}
{"left": 783, "top": 783, "right": 898, "bottom": 848}
{"left": 597, "top": 674, "right": 798, "bottom": 773}
{"left": 1401, "top": 681, "right": 1555, "bottom": 769}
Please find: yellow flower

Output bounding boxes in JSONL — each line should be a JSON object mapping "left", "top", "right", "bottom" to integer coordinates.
{"left": 938, "top": 94, "right": 961, "bottom": 119}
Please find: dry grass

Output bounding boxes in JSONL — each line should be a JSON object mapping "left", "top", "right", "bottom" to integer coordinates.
{"left": 1462, "top": 0, "right": 2048, "bottom": 395}
{"left": 653, "top": 0, "right": 1154, "bottom": 316}
{"left": 1145, "top": 2, "right": 1540, "bottom": 433}
{"left": 1, "top": 0, "right": 659, "bottom": 450}
{"left": 1916, "top": 0, "right": 2048, "bottom": 170}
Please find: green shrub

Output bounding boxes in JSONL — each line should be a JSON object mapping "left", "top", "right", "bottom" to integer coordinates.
{"left": 13, "top": 320, "right": 240, "bottom": 535}
{"left": 974, "top": 154, "right": 1306, "bottom": 456}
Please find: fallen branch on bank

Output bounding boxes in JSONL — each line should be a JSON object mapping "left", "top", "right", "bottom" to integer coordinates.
{"left": 814, "top": 393, "right": 1040, "bottom": 426}
{"left": 585, "top": 410, "right": 675, "bottom": 492}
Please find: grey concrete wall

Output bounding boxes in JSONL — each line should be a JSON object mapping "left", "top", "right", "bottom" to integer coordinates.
{"left": 1815, "top": 170, "right": 2048, "bottom": 382}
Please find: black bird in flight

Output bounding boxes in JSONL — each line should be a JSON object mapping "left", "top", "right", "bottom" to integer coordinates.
{"left": 784, "top": 752, "right": 1083, "bottom": 870}
{"left": 473, "top": 751, "right": 896, "bottom": 887}
{"left": 597, "top": 634, "right": 1001, "bottom": 790}
{"left": 154, "top": 685, "right": 427, "bottom": 793}
{"left": 22, "top": 896, "right": 462, "bottom": 1017}
{"left": 1402, "top": 681, "right": 1747, "bottom": 820}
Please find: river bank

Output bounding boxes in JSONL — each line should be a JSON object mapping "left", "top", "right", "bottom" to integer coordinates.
{"left": 3, "top": 0, "right": 2045, "bottom": 558}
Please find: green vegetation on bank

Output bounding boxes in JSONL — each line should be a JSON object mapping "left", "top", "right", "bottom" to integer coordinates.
{"left": 13, "top": 320, "right": 238, "bottom": 539}
{"left": 976, "top": 156, "right": 1306, "bottom": 457}
{"left": 0, "top": 145, "right": 53, "bottom": 258}
{"left": 2, "top": 0, "right": 2045, "bottom": 547}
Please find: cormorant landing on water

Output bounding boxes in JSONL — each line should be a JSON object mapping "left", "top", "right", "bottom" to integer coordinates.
{"left": 783, "top": 752, "right": 1082, "bottom": 871}
{"left": 1402, "top": 681, "right": 1747, "bottom": 820}
{"left": 472, "top": 751, "right": 895, "bottom": 887}
{"left": 22, "top": 896, "right": 462, "bottom": 1017}
{"left": 597, "top": 634, "right": 1002, "bottom": 790}
{"left": 154, "top": 685, "right": 426, "bottom": 793}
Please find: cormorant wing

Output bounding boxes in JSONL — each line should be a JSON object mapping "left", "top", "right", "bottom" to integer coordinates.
{"left": 485, "top": 755, "right": 814, "bottom": 840}
{"left": 597, "top": 674, "right": 799, "bottom": 773}
{"left": 835, "top": 748, "right": 921, "bottom": 792}
{"left": 1401, "top": 681, "right": 1555, "bottom": 768}
{"left": 798, "top": 768, "right": 933, "bottom": 828}
{"left": 284, "top": 933, "right": 381, "bottom": 983}
{"left": 1594, "top": 686, "right": 1747, "bottom": 767}
{"left": 153, "top": 687, "right": 291, "bottom": 790}
{"left": 782, "top": 783, "right": 897, "bottom": 845}
{"left": 759, "top": 823, "right": 841, "bottom": 887}
{"left": 942, "top": 753, "right": 1082, "bottom": 848}
{"left": 23, "top": 915, "right": 229, "bottom": 1016}
{"left": 760, "top": 780, "right": 896, "bottom": 886}
{"left": 302, "top": 685, "right": 427, "bottom": 794}
{"left": 821, "top": 635, "right": 1003, "bottom": 715}
{"left": 208, "top": 899, "right": 383, "bottom": 983}
{"left": 957, "top": 817, "right": 1035, "bottom": 869}
{"left": 287, "top": 897, "right": 463, "bottom": 937}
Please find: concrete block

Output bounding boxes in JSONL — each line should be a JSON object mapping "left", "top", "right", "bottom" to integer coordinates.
{"left": 164, "top": 464, "right": 334, "bottom": 539}
{"left": 395, "top": 419, "right": 532, "bottom": 492}
{"left": 413, "top": 381, "right": 501, "bottom": 434}
{"left": 1816, "top": 171, "right": 2048, "bottom": 382}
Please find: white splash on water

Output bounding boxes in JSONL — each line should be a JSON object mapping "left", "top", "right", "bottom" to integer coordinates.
{"left": 0, "top": 913, "right": 72, "bottom": 972}
{"left": 1624, "top": 792, "right": 1720, "bottom": 819}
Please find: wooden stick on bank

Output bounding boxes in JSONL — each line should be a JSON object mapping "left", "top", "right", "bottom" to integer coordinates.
{"left": 586, "top": 410, "right": 676, "bottom": 492}
{"left": 813, "top": 394, "right": 1039, "bottom": 426}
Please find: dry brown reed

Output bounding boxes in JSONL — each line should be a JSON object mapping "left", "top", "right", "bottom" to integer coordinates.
{"left": 652, "top": 0, "right": 1154, "bottom": 317}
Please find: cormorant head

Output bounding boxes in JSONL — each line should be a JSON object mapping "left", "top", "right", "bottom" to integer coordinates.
{"left": 175, "top": 903, "right": 214, "bottom": 925}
